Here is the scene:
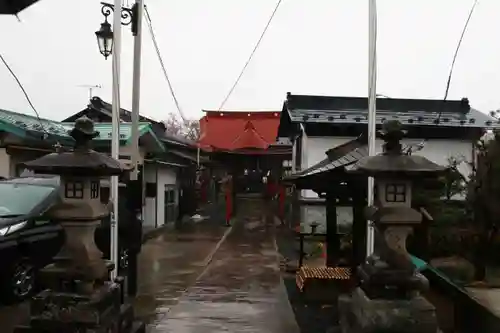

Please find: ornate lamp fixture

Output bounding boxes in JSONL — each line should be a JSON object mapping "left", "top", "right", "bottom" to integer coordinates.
{"left": 95, "top": 1, "right": 138, "bottom": 59}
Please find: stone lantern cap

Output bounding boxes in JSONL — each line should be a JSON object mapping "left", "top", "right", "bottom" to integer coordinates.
{"left": 349, "top": 120, "right": 447, "bottom": 178}
{"left": 22, "top": 116, "right": 126, "bottom": 176}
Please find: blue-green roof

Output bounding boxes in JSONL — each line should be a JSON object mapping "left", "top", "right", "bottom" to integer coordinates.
{"left": 61, "top": 122, "right": 153, "bottom": 143}
{"left": 62, "top": 122, "right": 165, "bottom": 152}
{"left": 0, "top": 109, "right": 164, "bottom": 151}
{"left": 0, "top": 108, "right": 71, "bottom": 140}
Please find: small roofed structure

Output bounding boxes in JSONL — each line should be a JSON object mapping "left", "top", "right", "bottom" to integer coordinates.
{"left": 341, "top": 120, "right": 446, "bottom": 333}
{"left": 284, "top": 135, "right": 369, "bottom": 274}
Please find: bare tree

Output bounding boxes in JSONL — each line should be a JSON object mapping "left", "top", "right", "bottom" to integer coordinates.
{"left": 184, "top": 119, "right": 200, "bottom": 141}
{"left": 163, "top": 112, "right": 200, "bottom": 141}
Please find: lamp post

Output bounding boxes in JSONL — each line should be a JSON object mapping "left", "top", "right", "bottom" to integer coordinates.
{"left": 95, "top": 0, "right": 144, "bottom": 294}
{"left": 367, "top": 0, "right": 377, "bottom": 257}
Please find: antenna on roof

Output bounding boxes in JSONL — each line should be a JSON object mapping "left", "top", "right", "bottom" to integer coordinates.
{"left": 77, "top": 84, "right": 102, "bottom": 100}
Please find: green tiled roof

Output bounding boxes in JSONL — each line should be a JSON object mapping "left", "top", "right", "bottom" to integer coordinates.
{"left": 0, "top": 109, "right": 164, "bottom": 152}
{"left": 62, "top": 122, "right": 164, "bottom": 152}
{"left": 61, "top": 122, "right": 152, "bottom": 142}
{"left": 0, "top": 108, "right": 71, "bottom": 139}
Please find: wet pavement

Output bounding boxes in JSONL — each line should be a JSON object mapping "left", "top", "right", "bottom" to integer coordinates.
{"left": 0, "top": 301, "right": 30, "bottom": 333}
{"left": 149, "top": 198, "right": 300, "bottom": 333}
{"left": 0, "top": 203, "right": 229, "bottom": 333}
{"left": 134, "top": 211, "right": 230, "bottom": 323}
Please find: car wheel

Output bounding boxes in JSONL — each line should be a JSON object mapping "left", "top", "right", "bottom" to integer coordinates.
{"left": 1, "top": 260, "right": 36, "bottom": 303}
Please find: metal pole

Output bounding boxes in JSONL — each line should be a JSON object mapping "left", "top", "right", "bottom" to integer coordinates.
{"left": 127, "top": 0, "right": 144, "bottom": 297}
{"left": 110, "top": 0, "right": 123, "bottom": 281}
{"left": 367, "top": 0, "right": 377, "bottom": 257}
{"left": 196, "top": 146, "right": 200, "bottom": 168}
{"left": 130, "top": 0, "right": 144, "bottom": 181}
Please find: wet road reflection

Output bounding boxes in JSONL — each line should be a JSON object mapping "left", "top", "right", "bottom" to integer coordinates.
{"left": 134, "top": 220, "right": 228, "bottom": 324}
{"left": 150, "top": 198, "right": 299, "bottom": 333}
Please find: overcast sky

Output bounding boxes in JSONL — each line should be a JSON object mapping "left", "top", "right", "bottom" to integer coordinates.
{"left": 0, "top": 0, "right": 498, "bottom": 122}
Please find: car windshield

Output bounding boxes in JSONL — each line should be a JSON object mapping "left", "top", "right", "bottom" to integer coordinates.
{"left": 0, "top": 182, "right": 55, "bottom": 217}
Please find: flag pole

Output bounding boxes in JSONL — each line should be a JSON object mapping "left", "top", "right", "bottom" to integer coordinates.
{"left": 367, "top": 0, "right": 377, "bottom": 256}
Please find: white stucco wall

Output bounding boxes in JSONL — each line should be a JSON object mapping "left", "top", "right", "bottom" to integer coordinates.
{"left": 302, "top": 136, "right": 473, "bottom": 198}
{"left": 296, "top": 135, "right": 474, "bottom": 230}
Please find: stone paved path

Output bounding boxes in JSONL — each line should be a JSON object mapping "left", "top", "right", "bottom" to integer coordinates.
{"left": 149, "top": 198, "right": 300, "bottom": 333}
{"left": 134, "top": 215, "right": 229, "bottom": 324}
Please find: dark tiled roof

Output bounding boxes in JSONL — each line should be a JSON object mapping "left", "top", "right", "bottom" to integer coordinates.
{"left": 284, "top": 93, "right": 499, "bottom": 129}
{"left": 169, "top": 149, "right": 209, "bottom": 163}
{"left": 162, "top": 133, "right": 197, "bottom": 147}
{"left": 287, "top": 136, "right": 367, "bottom": 180}
{"left": 63, "top": 96, "right": 160, "bottom": 125}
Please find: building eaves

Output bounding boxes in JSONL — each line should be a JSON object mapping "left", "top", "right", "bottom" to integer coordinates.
{"left": 286, "top": 135, "right": 367, "bottom": 180}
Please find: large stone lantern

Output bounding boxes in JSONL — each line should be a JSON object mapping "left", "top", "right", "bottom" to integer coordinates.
{"left": 341, "top": 120, "right": 446, "bottom": 333}
{"left": 15, "top": 117, "right": 144, "bottom": 333}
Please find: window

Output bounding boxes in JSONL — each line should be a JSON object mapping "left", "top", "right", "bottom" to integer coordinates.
{"left": 65, "top": 181, "right": 84, "bottom": 199}
{"left": 0, "top": 182, "right": 56, "bottom": 217}
{"left": 90, "top": 181, "right": 100, "bottom": 199}
{"left": 100, "top": 186, "right": 110, "bottom": 204}
{"left": 385, "top": 183, "right": 406, "bottom": 203}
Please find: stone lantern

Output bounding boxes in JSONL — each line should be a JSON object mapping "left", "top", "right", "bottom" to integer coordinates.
{"left": 341, "top": 120, "right": 446, "bottom": 333}
{"left": 15, "top": 117, "right": 144, "bottom": 333}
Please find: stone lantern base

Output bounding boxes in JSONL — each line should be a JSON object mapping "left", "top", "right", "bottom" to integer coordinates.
{"left": 14, "top": 280, "right": 145, "bottom": 333}
{"left": 339, "top": 288, "right": 438, "bottom": 333}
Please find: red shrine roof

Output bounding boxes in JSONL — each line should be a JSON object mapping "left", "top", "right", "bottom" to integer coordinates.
{"left": 198, "top": 111, "right": 282, "bottom": 151}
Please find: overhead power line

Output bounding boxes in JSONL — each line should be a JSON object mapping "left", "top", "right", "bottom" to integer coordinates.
{"left": 406, "top": 0, "right": 479, "bottom": 155}
{"left": 218, "top": 0, "right": 284, "bottom": 111}
{"left": 0, "top": 52, "right": 51, "bottom": 139}
{"left": 144, "top": 6, "right": 187, "bottom": 123}
{"left": 440, "top": 0, "right": 479, "bottom": 114}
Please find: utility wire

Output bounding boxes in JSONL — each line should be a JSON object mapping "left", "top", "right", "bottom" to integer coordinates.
{"left": 218, "top": 0, "right": 284, "bottom": 111}
{"left": 407, "top": 0, "right": 479, "bottom": 155}
{"left": 440, "top": 0, "right": 479, "bottom": 116}
{"left": 144, "top": 5, "right": 187, "bottom": 123}
{"left": 0, "top": 52, "right": 52, "bottom": 139}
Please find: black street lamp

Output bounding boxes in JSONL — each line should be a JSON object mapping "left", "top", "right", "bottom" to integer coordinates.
{"left": 95, "top": 21, "right": 113, "bottom": 60}
{"left": 95, "top": 2, "right": 138, "bottom": 60}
